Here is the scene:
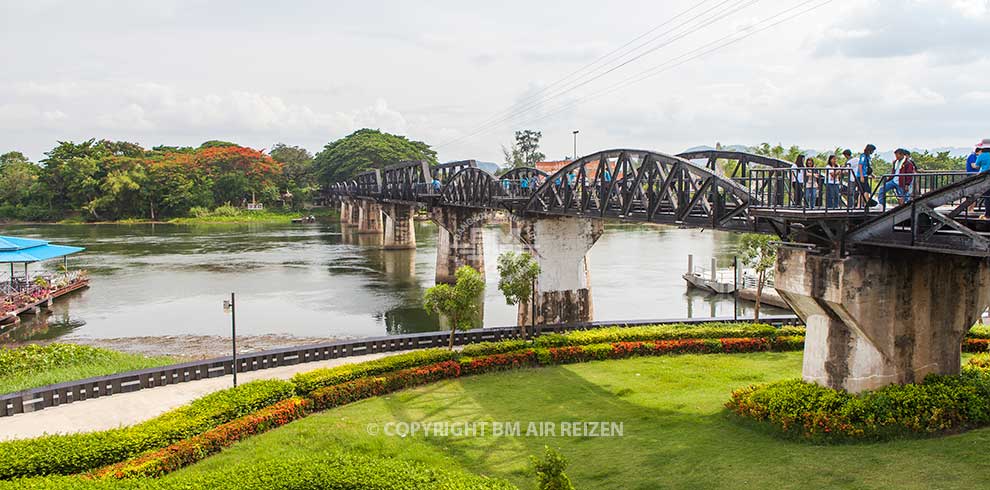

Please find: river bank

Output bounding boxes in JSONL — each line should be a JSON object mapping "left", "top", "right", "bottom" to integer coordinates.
{"left": 0, "top": 210, "right": 338, "bottom": 227}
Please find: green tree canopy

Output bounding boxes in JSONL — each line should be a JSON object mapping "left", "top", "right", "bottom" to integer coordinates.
{"left": 496, "top": 251, "right": 541, "bottom": 334}
{"left": 502, "top": 130, "right": 546, "bottom": 169}
{"left": 314, "top": 129, "right": 437, "bottom": 185}
{"left": 423, "top": 265, "right": 485, "bottom": 349}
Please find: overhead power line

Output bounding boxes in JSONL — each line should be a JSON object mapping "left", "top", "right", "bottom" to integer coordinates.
{"left": 447, "top": 0, "right": 833, "bottom": 147}
{"left": 436, "top": 0, "right": 760, "bottom": 149}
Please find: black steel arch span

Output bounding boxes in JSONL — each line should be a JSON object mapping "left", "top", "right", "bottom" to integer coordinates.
{"left": 523, "top": 149, "right": 755, "bottom": 231}
{"left": 439, "top": 167, "right": 505, "bottom": 208}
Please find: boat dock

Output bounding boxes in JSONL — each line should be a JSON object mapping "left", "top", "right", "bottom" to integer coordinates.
{"left": 682, "top": 255, "right": 738, "bottom": 294}
{"left": 1, "top": 236, "right": 88, "bottom": 331}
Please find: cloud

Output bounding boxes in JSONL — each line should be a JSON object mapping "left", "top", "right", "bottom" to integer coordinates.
{"left": 815, "top": 0, "right": 988, "bottom": 64}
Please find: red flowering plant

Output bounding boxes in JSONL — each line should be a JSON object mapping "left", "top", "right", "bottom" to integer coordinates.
{"left": 94, "top": 397, "right": 310, "bottom": 479}
{"left": 310, "top": 360, "right": 461, "bottom": 410}
{"left": 460, "top": 350, "right": 538, "bottom": 375}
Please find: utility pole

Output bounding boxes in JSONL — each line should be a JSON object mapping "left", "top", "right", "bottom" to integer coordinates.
{"left": 223, "top": 293, "right": 237, "bottom": 387}
{"left": 572, "top": 130, "right": 580, "bottom": 160}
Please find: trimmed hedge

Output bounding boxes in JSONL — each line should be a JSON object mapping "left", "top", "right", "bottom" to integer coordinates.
{"left": 533, "top": 323, "right": 779, "bottom": 348}
{"left": 94, "top": 397, "right": 311, "bottom": 479}
{"left": 291, "top": 348, "right": 457, "bottom": 395}
{"left": 969, "top": 325, "right": 990, "bottom": 339}
{"left": 726, "top": 369, "right": 990, "bottom": 442}
{"left": 0, "top": 379, "right": 295, "bottom": 479}
{"left": 460, "top": 340, "right": 528, "bottom": 357}
{"left": 310, "top": 361, "right": 462, "bottom": 410}
{"left": 0, "top": 451, "right": 517, "bottom": 490}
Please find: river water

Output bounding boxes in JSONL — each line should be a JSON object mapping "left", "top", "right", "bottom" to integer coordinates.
{"left": 1, "top": 221, "right": 786, "bottom": 348}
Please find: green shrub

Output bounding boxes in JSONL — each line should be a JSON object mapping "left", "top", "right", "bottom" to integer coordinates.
{"left": 778, "top": 325, "right": 806, "bottom": 337}
{"left": 531, "top": 446, "right": 574, "bottom": 490}
{"left": 461, "top": 340, "right": 527, "bottom": 357}
{"left": 968, "top": 324, "right": 990, "bottom": 339}
{"left": 188, "top": 206, "right": 211, "bottom": 218}
{"left": 211, "top": 203, "right": 241, "bottom": 217}
{"left": 291, "top": 348, "right": 457, "bottom": 395}
{"left": 726, "top": 370, "right": 990, "bottom": 442}
{"left": 0, "top": 379, "right": 295, "bottom": 479}
{"left": 534, "top": 323, "right": 779, "bottom": 348}
{"left": 967, "top": 353, "right": 990, "bottom": 371}
{"left": 0, "top": 451, "right": 517, "bottom": 489}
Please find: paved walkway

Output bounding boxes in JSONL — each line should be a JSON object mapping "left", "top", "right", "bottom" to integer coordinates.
{"left": 0, "top": 351, "right": 392, "bottom": 441}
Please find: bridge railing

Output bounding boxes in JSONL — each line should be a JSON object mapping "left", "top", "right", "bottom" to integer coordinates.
{"left": 868, "top": 171, "right": 974, "bottom": 213}
{"left": 746, "top": 167, "right": 863, "bottom": 213}
{"left": 747, "top": 168, "right": 978, "bottom": 215}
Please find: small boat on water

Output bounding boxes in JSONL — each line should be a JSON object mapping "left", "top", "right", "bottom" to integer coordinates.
{"left": 292, "top": 215, "right": 318, "bottom": 224}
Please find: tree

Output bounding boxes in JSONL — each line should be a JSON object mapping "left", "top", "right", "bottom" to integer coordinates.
{"left": 531, "top": 446, "right": 575, "bottom": 490}
{"left": 739, "top": 234, "right": 778, "bottom": 321}
{"left": 423, "top": 265, "right": 485, "bottom": 349}
{"left": 0, "top": 152, "right": 40, "bottom": 206}
{"left": 912, "top": 150, "right": 965, "bottom": 171}
{"left": 497, "top": 251, "right": 541, "bottom": 336}
{"left": 270, "top": 143, "right": 317, "bottom": 208}
{"left": 502, "top": 130, "right": 546, "bottom": 169}
{"left": 199, "top": 140, "right": 240, "bottom": 149}
{"left": 313, "top": 129, "right": 437, "bottom": 185}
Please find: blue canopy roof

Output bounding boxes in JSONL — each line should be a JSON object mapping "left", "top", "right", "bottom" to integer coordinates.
{"left": 0, "top": 236, "right": 85, "bottom": 264}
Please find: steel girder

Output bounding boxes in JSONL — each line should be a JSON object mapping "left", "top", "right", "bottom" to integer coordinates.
{"left": 381, "top": 160, "right": 432, "bottom": 202}
{"left": 523, "top": 149, "right": 754, "bottom": 230}
{"left": 439, "top": 167, "right": 506, "bottom": 208}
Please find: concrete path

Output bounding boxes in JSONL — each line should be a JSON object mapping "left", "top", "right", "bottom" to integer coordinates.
{"left": 0, "top": 351, "right": 392, "bottom": 441}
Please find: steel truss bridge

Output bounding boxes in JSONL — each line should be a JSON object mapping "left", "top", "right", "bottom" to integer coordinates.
{"left": 328, "top": 150, "right": 990, "bottom": 257}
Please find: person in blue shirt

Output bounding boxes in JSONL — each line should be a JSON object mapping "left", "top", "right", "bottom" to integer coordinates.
{"left": 978, "top": 143, "right": 990, "bottom": 219}
{"left": 432, "top": 178, "right": 441, "bottom": 193}
{"left": 853, "top": 144, "right": 876, "bottom": 207}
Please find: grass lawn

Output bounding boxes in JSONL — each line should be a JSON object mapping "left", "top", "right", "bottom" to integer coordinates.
{"left": 0, "top": 344, "right": 175, "bottom": 394}
{"left": 171, "top": 351, "right": 990, "bottom": 489}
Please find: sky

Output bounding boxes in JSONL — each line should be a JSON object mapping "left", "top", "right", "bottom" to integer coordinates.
{"left": 1, "top": 0, "right": 987, "bottom": 163}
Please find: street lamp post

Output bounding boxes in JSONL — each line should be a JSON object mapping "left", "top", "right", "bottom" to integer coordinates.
{"left": 572, "top": 130, "right": 580, "bottom": 160}
{"left": 223, "top": 293, "right": 237, "bottom": 387}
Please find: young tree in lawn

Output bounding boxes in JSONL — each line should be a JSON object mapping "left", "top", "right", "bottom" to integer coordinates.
{"left": 739, "top": 233, "right": 778, "bottom": 321}
{"left": 496, "top": 251, "right": 541, "bottom": 337}
{"left": 423, "top": 265, "right": 485, "bottom": 349}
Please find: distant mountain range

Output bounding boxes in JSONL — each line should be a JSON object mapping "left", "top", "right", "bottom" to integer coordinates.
{"left": 682, "top": 145, "right": 974, "bottom": 162}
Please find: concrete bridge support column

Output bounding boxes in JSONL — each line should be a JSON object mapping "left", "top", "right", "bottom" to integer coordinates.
{"left": 357, "top": 201, "right": 383, "bottom": 234}
{"left": 512, "top": 216, "right": 604, "bottom": 326}
{"left": 348, "top": 201, "right": 361, "bottom": 226}
{"left": 775, "top": 246, "right": 990, "bottom": 393}
{"left": 430, "top": 207, "right": 488, "bottom": 284}
{"left": 382, "top": 204, "right": 417, "bottom": 250}
{"left": 339, "top": 200, "right": 353, "bottom": 226}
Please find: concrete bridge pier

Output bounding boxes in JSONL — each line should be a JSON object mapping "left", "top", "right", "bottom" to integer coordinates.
{"left": 429, "top": 207, "right": 488, "bottom": 284}
{"left": 512, "top": 216, "right": 604, "bottom": 326}
{"left": 775, "top": 246, "right": 990, "bottom": 393}
{"left": 339, "top": 200, "right": 353, "bottom": 226}
{"left": 382, "top": 204, "right": 417, "bottom": 250}
{"left": 357, "top": 200, "right": 384, "bottom": 234}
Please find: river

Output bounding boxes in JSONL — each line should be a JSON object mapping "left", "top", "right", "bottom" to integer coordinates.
{"left": 1, "top": 221, "right": 787, "bottom": 354}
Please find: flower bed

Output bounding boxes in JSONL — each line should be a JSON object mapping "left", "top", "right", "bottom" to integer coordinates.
{"left": 0, "top": 379, "right": 295, "bottom": 479}
{"left": 94, "top": 397, "right": 311, "bottom": 479}
{"left": 310, "top": 360, "right": 462, "bottom": 410}
{"left": 533, "top": 322, "right": 780, "bottom": 348}
{"left": 291, "top": 348, "right": 458, "bottom": 395}
{"left": 726, "top": 365, "right": 990, "bottom": 442}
